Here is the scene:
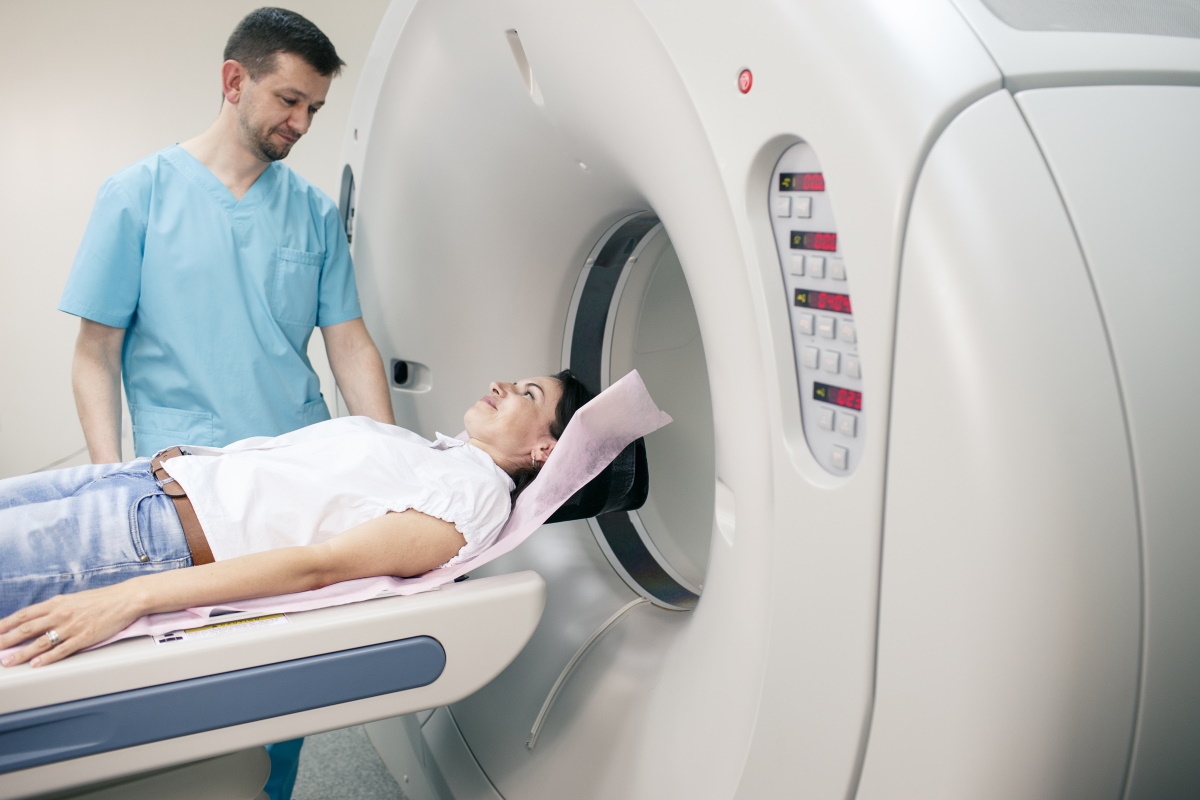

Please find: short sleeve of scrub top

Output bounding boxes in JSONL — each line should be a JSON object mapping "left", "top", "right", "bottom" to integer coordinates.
{"left": 59, "top": 177, "right": 147, "bottom": 328}
{"left": 314, "top": 196, "right": 360, "bottom": 329}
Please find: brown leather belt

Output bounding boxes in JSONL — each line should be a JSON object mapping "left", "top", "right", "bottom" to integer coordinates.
{"left": 150, "top": 446, "right": 214, "bottom": 566}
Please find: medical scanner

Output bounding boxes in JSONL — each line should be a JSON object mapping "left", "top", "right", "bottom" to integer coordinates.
{"left": 3, "top": 0, "right": 1199, "bottom": 797}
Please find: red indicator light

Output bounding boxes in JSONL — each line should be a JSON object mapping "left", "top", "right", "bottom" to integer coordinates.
{"left": 817, "top": 292, "right": 852, "bottom": 313}
{"left": 738, "top": 69, "right": 753, "bottom": 94}
{"left": 790, "top": 230, "right": 838, "bottom": 252}
{"left": 779, "top": 172, "right": 825, "bottom": 192}
{"left": 794, "top": 289, "right": 852, "bottom": 314}
{"left": 814, "top": 382, "right": 863, "bottom": 411}
{"left": 836, "top": 387, "right": 862, "bottom": 410}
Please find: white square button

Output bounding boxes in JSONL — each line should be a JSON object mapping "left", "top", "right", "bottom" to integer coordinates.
{"left": 817, "top": 316, "right": 836, "bottom": 339}
{"left": 807, "top": 256, "right": 826, "bottom": 278}
{"left": 831, "top": 446, "right": 849, "bottom": 470}
{"left": 845, "top": 355, "right": 862, "bottom": 378}
{"left": 774, "top": 197, "right": 792, "bottom": 217}
{"left": 789, "top": 254, "right": 805, "bottom": 275}
{"left": 802, "top": 346, "right": 820, "bottom": 369}
{"left": 818, "top": 407, "right": 835, "bottom": 431}
{"left": 839, "top": 321, "right": 857, "bottom": 344}
{"left": 796, "top": 313, "right": 815, "bottom": 335}
{"left": 836, "top": 412, "right": 857, "bottom": 438}
{"left": 822, "top": 350, "right": 841, "bottom": 374}
{"left": 794, "top": 197, "right": 813, "bottom": 218}
{"left": 830, "top": 258, "right": 847, "bottom": 280}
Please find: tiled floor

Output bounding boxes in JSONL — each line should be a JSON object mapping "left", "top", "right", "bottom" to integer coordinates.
{"left": 293, "top": 725, "right": 408, "bottom": 800}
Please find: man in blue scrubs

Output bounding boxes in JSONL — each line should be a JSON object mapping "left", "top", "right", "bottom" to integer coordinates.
{"left": 60, "top": 7, "right": 394, "bottom": 464}
{"left": 58, "top": 9, "right": 393, "bottom": 798}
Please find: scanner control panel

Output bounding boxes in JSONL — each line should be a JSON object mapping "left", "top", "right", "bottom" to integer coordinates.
{"left": 770, "top": 142, "right": 864, "bottom": 474}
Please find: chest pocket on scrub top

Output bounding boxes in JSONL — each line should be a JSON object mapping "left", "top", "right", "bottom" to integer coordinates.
{"left": 270, "top": 247, "right": 323, "bottom": 328}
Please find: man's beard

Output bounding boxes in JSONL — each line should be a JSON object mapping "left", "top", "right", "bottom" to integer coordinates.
{"left": 240, "top": 115, "right": 294, "bottom": 162}
{"left": 253, "top": 132, "right": 292, "bottom": 162}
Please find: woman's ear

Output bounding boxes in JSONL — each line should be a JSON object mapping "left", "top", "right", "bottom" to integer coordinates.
{"left": 532, "top": 437, "right": 556, "bottom": 467}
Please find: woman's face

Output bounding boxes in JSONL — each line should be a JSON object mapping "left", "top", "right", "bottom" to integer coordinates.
{"left": 464, "top": 377, "right": 564, "bottom": 465}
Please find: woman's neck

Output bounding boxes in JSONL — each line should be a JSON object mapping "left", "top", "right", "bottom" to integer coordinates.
{"left": 466, "top": 437, "right": 522, "bottom": 477}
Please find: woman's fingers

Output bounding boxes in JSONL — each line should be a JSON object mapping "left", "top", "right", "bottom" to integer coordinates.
{"left": 3, "top": 630, "right": 63, "bottom": 668}
{"left": 0, "top": 607, "right": 60, "bottom": 667}
{"left": 28, "top": 625, "right": 84, "bottom": 666}
{"left": 0, "top": 605, "right": 50, "bottom": 650}
{"left": 1, "top": 591, "right": 135, "bottom": 667}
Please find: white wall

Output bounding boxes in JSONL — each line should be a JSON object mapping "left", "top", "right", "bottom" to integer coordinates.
{"left": 0, "top": 0, "right": 389, "bottom": 478}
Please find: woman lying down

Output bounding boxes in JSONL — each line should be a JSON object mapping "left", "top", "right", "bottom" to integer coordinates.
{"left": 0, "top": 371, "right": 594, "bottom": 667}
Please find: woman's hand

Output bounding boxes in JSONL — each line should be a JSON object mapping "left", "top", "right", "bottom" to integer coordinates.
{"left": 0, "top": 584, "right": 145, "bottom": 667}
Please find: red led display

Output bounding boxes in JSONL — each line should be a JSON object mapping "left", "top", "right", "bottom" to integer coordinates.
{"left": 814, "top": 381, "right": 862, "bottom": 411}
{"left": 790, "top": 230, "right": 838, "bottom": 252}
{"left": 779, "top": 172, "right": 825, "bottom": 192}
{"left": 794, "top": 289, "right": 852, "bottom": 314}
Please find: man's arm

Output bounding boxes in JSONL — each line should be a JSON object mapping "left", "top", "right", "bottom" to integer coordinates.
{"left": 0, "top": 509, "right": 467, "bottom": 667}
{"left": 72, "top": 319, "right": 126, "bottom": 463}
{"left": 321, "top": 317, "right": 395, "bottom": 424}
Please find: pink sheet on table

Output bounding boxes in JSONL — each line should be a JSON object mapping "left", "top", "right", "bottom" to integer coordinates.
{"left": 12, "top": 370, "right": 671, "bottom": 653}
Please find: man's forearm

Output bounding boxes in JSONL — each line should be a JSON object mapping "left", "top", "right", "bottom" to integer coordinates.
{"left": 323, "top": 317, "right": 395, "bottom": 424}
{"left": 72, "top": 320, "right": 126, "bottom": 463}
{"left": 338, "top": 351, "right": 394, "bottom": 423}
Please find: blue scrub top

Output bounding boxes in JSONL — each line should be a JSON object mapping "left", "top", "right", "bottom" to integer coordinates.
{"left": 60, "top": 145, "right": 363, "bottom": 456}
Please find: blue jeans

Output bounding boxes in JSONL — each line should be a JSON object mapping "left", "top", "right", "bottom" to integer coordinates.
{"left": 3, "top": 461, "right": 302, "bottom": 797}
{"left": 0, "top": 459, "right": 192, "bottom": 618}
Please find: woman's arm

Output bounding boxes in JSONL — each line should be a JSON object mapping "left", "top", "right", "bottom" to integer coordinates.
{"left": 0, "top": 510, "right": 466, "bottom": 667}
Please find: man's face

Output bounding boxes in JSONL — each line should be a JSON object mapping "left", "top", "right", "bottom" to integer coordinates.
{"left": 235, "top": 52, "right": 332, "bottom": 162}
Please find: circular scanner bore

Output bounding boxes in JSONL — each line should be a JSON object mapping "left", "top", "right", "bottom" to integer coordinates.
{"left": 564, "top": 213, "right": 715, "bottom": 609}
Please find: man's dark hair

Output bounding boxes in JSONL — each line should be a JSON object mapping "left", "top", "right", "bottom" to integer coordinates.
{"left": 224, "top": 7, "right": 345, "bottom": 79}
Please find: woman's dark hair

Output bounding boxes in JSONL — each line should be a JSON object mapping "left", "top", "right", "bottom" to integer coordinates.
{"left": 225, "top": 7, "right": 345, "bottom": 79}
{"left": 509, "top": 369, "right": 595, "bottom": 501}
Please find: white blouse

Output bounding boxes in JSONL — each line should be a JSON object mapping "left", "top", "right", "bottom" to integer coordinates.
{"left": 162, "top": 416, "right": 514, "bottom": 568}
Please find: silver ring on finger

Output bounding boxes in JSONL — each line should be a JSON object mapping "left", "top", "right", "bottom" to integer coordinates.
{"left": 45, "top": 629, "right": 61, "bottom": 646}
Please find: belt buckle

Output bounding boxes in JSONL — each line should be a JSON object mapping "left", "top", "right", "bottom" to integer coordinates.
{"left": 152, "top": 446, "right": 190, "bottom": 495}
